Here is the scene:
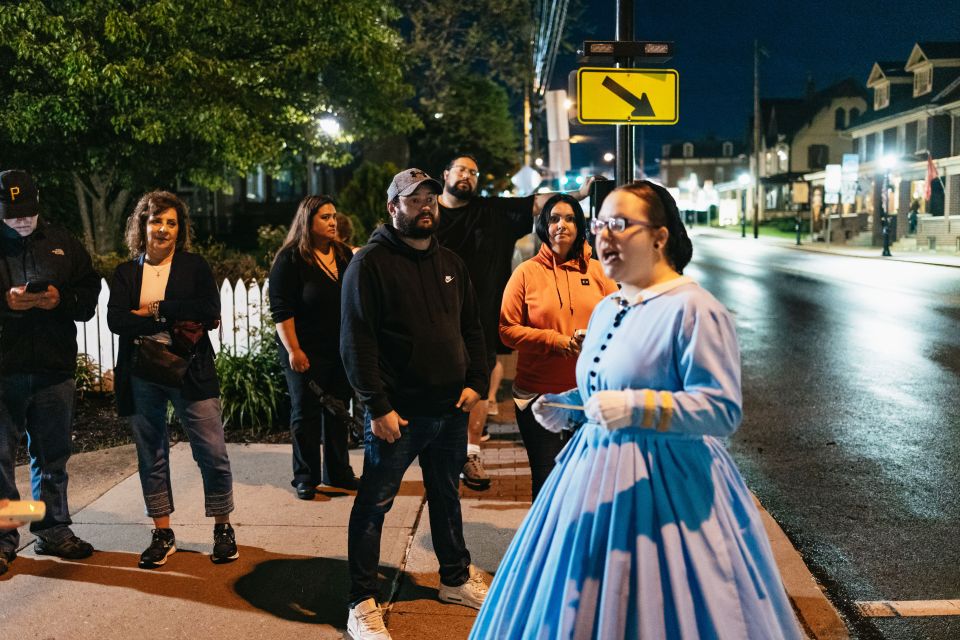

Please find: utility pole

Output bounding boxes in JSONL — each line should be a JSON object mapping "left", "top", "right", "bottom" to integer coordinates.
{"left": 752, "top": 39, "right": 761, "bottom": 239}
{"left": 615, "top": 0, "right": 635, "bottom": 185}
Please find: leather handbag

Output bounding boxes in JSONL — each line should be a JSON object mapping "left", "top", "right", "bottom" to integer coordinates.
{"left": 130, "top": 336, "right": 193, "bottom": 388}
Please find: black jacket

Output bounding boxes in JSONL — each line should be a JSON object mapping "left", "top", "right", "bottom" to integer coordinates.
{"left": 268, "top": 244, "right": 351, "bottom": 393}
{"left": 0, "top": 221, "right": 99, "bottom": 375}
{"left": 107, "top": 251, "right": 221, "bottom": 416}
{"left": 340, "top": 224, "right": 488, "bottom": 419}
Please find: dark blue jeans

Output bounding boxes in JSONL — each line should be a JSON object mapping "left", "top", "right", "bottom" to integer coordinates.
{"left": 278, "top": 349, "right": 354, "bottom": 487}
{"left": 348, "top": 410, "right": 471, "bottom": 605}
{"left": 0, "top": 373, "right": 78, "bottom": 553}
{"left": 129, "top": 376, "right": 234, "bottom": 518}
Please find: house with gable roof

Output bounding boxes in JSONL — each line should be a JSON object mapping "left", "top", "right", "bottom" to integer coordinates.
{"left": 827, "top": 42, "right": 960, "bottom": 250}
{"left": 754, "top": 78, "right": 867, "bottom": 225}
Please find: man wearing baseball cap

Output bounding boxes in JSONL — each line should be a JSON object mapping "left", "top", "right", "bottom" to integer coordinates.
{"left": 0, "top": 170, "right": 100, "bottom": 575}
{"left": 340, "top": 168, "right": 490, "bottom": 639}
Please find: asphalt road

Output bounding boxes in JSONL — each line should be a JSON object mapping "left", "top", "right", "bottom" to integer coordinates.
{"left": 686, "top": 235, "right": 960, "bottom": 640}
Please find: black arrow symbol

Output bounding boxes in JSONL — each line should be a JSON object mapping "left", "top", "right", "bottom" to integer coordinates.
{"left": 602, "top": 76, "right": 656, "bottom": 117}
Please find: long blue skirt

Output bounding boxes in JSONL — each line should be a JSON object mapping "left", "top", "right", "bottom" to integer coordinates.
{"left": 469, "top": 423, "right": 804, "bottom": 640}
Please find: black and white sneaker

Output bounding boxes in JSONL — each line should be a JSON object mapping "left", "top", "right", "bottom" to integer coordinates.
{"left": 139, "top": 528, "right": 176, "bottom": 569}
{"left": 211, "top": 523, "right": 238, "bottom": 564}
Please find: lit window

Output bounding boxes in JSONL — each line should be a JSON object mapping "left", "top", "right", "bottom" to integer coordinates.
{"left": 874, "top": 83, "right": 889, "bottom": 110}
{"left": 913, "top": 66, "right": 932, "bottom": 97}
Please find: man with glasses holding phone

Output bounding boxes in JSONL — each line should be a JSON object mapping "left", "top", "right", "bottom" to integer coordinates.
{"left": 437, "top": 154, "right": 593, "bottom": 491}
{"left": 0, "top": 170, "right": 100, "bottom": 575}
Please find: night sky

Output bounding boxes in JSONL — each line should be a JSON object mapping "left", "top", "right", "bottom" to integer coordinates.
{"left": 552, "top": 0, "right": 960, "bottom": 176}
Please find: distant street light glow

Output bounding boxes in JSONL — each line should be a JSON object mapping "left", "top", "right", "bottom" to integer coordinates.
{"left": 318, "top": 117, "right": 341, "bottom": 137}
{"left": 738, "top": 173, "right": 751, "bottom": 186}
{"left": 881, "top": 154, "right": 898, "bottom": 170}
{"left": 575, "top": 176, "right": 584, "bottom": 186}
{"left": 603, "top": 152, "right": 615, "bottom": 162}
{"left": 534, "top": 157, "right": 544, "bottom": 167}
{"left": 563, "top": 98, "right": 573, "bottom": 110}
{"left": 560, "top": 176, "right": 569, "bottom": 187}
{"left": 434, "top": 112, "right": 444, "bottom": 119}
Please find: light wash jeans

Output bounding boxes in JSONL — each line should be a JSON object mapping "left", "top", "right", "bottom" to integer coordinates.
{"left": 129, "top": 375, "right": 234, "bottom": 518}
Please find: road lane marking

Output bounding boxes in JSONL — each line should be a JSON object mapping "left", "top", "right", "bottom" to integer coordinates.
{"left": 856, "top": 600, "right": 960, "bottom": 617}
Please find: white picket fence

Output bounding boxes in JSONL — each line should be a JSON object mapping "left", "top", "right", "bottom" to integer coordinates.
{"left": 76, "top": 279, "right": 271, "bottom": 381}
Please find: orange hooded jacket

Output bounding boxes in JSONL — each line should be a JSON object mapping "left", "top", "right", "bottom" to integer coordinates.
{"left": 499, "top": 241, "right": 618, "bottom": 394}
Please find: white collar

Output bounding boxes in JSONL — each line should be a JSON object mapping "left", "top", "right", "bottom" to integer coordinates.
{"left": 613, "top": 275, "right": 695, "bottom": 307}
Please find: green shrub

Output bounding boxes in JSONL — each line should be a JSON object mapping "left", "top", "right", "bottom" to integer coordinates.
{"left": 338, "top": 161, "right": 398, "bottom": 240}
{"left": 75, "top": 354, "right": 102, "bottom": 397}
{"left": 91, "top": 251, "right": 128, "bottom": 280}
{"left": 193, "top": 240, "right": 266, "bottom": 285}
{"left": 216, "top": 336, "right": 286, "bottom": 435}
{"left": 257, "top": 224, "right": 288, "bottom": 266}
{"left": 769, "top": 217, "right": 811, "bottom": 233}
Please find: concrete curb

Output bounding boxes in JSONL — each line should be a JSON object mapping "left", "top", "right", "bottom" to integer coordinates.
{"left": 756, "top": 497, "right": 850, "bottom": 639}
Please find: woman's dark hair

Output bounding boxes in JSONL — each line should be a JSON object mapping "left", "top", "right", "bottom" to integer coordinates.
{"left": 335, "top": 212, "right": 355, "bottom": 245}
{"left": 124, "top": 190, "right": 191, "bottom": 258}
{"left": 276, "top": 195, "right": 352, "bottom": 267}
{"left": 616, "top": 180, "right": 693, "bottom": 273}
{"left": 535, "top": 193, "right": 587, "bottom": 263}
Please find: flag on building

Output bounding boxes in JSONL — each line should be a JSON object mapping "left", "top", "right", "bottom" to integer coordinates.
{"left": 925, "top": 154, "right": 940, "bottom": 201}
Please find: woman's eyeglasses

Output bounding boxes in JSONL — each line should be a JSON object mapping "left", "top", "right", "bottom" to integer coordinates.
{"left": 589, "top": 217, "right": 655, "bottom": 234}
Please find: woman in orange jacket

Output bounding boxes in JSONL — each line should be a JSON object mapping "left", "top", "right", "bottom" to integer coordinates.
{"left": 500, "top": 193, "right": 618, "bottom": 499}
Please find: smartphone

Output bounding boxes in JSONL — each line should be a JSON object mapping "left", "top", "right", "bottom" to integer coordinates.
{"left": 25, "top": 279, "right": 51, "bottom": 293}
{"left": 0, "top": 500, "right": 46, "bottom": 524}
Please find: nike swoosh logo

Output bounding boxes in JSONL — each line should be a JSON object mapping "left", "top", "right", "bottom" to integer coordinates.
{"left": 445, "top": 276, "right": 454, "bottom": 283}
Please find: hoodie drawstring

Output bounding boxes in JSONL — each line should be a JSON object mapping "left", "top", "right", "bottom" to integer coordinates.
{"left": 550, "top": 252, "right": 575, "bottom": 316}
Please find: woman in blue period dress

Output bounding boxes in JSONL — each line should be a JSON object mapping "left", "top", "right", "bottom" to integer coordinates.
{"left": 470, "top": 180, "right": 802, "bottom": 639}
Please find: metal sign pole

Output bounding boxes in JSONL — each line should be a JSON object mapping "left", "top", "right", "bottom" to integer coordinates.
{"left": 615, "top": 0, "right": 635, "bottom": 186}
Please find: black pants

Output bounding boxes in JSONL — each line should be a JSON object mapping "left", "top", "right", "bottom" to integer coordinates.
{"left": 515, "top": 401, "right": 570, "bottom": 501}
{"left": 279, "top": 348, "right": 355, "bottom": 487}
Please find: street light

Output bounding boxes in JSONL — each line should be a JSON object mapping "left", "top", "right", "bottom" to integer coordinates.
{"left": 318, "top": 117, "right": 341, "bottom": 137}
{"left": 603, "top": 152, "right": 615, "bottom": 163}
{"left": 737, "top": 173, "right": 752, "bottom": 238}
{"left": 880, "top": 154, "right": 897, "bottom": 257}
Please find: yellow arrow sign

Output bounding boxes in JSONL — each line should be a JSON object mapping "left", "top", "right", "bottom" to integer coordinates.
{"left": 577, "top": 67, "right": 679, "bottom": 125}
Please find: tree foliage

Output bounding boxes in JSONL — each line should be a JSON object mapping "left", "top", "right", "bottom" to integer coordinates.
{"left": 411, "top": 75, "right": 518, "bottom": 179}
{"left": 398, "top": 0, "right": 534, "bottom": 178}
{"left": 0, "top": 1, "right": 418, "bottom": 253}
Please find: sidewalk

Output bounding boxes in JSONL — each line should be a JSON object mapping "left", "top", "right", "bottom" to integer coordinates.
{"left": 695, "top": 226, "right": 960, "bottom": 268}
{"left": 1, "top": 405, "right": 848, "bottom": 639}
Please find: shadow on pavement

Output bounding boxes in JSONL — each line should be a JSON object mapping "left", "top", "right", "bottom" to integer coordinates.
{"left": 2, "top": 545, "right": 398, "bottom": 627}
{"left": 236, "top": 555, "right": 397, "bottom": 626}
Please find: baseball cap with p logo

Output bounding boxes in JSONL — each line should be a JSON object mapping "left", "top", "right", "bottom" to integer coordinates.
{"left": 0, "top": 170, "right": 40, "bottom": 219}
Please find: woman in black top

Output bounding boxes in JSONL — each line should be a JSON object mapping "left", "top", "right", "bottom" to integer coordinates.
{"left": 107, "top": 191, "right": 237, "bottom": 569}
{"left": 269, "top": 195, "right": 358, "bottom": 499}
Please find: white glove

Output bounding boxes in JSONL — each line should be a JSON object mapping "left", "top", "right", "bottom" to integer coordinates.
{"left": 531, "top": 390, "right": 585, "bottom": 433}
{"left": 585, "top": 390, "right": 638, "bottom": 430}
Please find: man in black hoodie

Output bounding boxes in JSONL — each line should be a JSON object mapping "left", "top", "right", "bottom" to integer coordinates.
{"left": 340, "top": 168, "right": 490, "bottom": 640}
{"left": 0, "top": 170, "right": 100, "bottom": 576}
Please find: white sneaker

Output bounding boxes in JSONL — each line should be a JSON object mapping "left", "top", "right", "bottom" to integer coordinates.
{"left": 347, "top": 598, "right": 392, "bottom": 640}
{"left": 438, "top": 565, "right": 489, "bottom": 610}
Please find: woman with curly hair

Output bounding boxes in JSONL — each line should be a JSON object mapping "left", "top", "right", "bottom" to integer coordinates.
{"left": 107, "top": 191, "right": 237, "bottom": 569}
